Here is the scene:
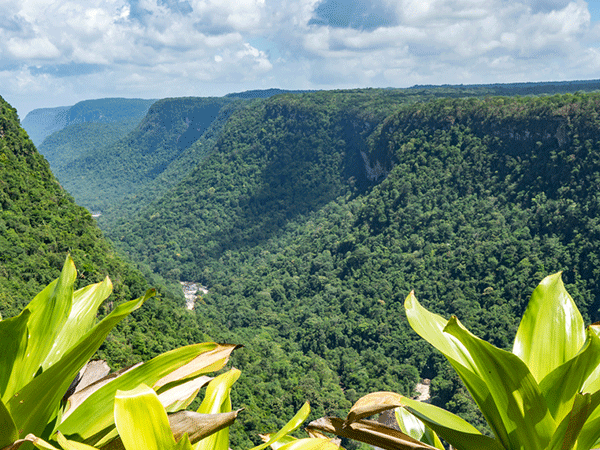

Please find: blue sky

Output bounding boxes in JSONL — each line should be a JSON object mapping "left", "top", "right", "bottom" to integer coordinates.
{"left": 1, "top": 0, "right": 599, "bottom": 117}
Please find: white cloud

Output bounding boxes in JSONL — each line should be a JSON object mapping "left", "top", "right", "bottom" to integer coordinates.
{"left": 0, "top": 0, "right": 599, "bottom": 117}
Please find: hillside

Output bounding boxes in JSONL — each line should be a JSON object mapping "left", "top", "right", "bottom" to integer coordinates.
{"left": 22, "top": 98, "right": 154, "bottom": 146}
{"left": 20, "top": 105, "right": 70, "bottom": 146}
{"left": 105, "top": 90, "right": 600, "bottom": 436}
{"left": 0, "top": 94, "right": 208, "bottom": 371}
{"left": 51, "top": 97, "right": 245, "bottom": 220}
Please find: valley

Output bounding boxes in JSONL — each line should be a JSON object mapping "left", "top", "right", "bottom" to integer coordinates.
{"left": 5, "top": 80, "right": 600, "bottom": 445}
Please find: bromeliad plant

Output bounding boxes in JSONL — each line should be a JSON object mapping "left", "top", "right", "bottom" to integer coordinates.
{"left": 310, "top": 273, "right": 600, "bottom": 450}
{"left": 0, "top": 256, "right": 238, "bottom": 450}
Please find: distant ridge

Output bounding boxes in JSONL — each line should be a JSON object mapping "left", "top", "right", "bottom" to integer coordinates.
{"left": 225, "top": 88, "right": 316, "bottom": 99}
{"left": 22, "top": 98, "right": 155, "bottom": 146}
{"left": 410, "top": 78, "right": 600, "bottom": 94}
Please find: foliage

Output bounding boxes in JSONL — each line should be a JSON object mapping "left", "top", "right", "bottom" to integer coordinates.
{"left": 0, "top": 255, "right": 238, "bottom": 450}
{"left": 310, "top": 272, "right": 600, "bottom": 450}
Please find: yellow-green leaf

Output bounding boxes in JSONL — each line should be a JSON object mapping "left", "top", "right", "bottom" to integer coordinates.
{"left": 60, "top": 343, "right": 235, "bottom": 447}
{"left": 193, "top": 369, "right": 240, "bottom": 450}
{"left": 395, "top": 407, "right": 444, "bottom": 449}
{"left": 383, "top": 396, "right": 502, "bottom": 450}
{"left": 277, "top": 438, "right": 339, "bottom": 450}
{"left": 0, "top": 397, "right": 19, "bottom": 448}
{"left": 114, "top": 384, "right": 179, "bottom": 450}
{"left": 7, "top": 290, "right": 153, "bottom": 439}
{"left": 444, "top": 317, "right": 556, "bottom": 450}
{"left": 539, "top": 328, "right": 600, "bottom": 423}
{"left": 513, "top": 273, "right": 586, "bottom": 383}
{"left": 0, "top": 309, "right": 30, "bottom": 402}
{"left": 250, "top": 402, "right": 311, "bottom": 450}
{"left": 18, "top": 256, "right": 76, "bottom": 385}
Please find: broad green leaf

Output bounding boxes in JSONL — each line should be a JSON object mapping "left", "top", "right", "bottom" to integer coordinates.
{"left": 44, "top": 278, "right": 113, "bottom": 370}
{"left": 539, "top": 328, "right": 600, "bottom": 423}
{"left": 18, "top": 257, "right": 76, "bottom": 385}
{"left": 26, "top": 434, "right": 61, "bottom": 450}
{"left": 445, "top": 317, "right": 555, "bottom": 450}
{"left": 307, "top": 416, "right": 438, "bottom": 450}
{"left": 390, "top": 397, "right": 503, "bottom": 450}
{"left": 0, "top": 309, "right": 30, "bottom": 402}
{"left": 395, "top": 407, "right": 444, "bottom": 449}
{"left": 446, "top": 317, "right": 555, "bottom": 448}
{"left": 277, "top": 438, "right": 339, "bottom": 450}
{"left": 7, "top": 291, "right": 153, "bottom": 439}
{"left": 56, "top": 432, "right": 98, "bottom": 450}
{"left": 513, "top": 273, "right": 586, "bottom": 383}
{"left": 572, "top": 390, "right": 600, "bottom": 450}
{"left": 250, "top": 402, "right": 311, "bottom": 450}
{"left": 115, "top": 384, "right": 181, "bottom": 450}
{"left": 404, "top": 292, "right": 477, "bottom": 370}
{"left": 548, "top": 393, "right": 600, "bottom": 450}
{"left": 194, "top": 369, "right": 240, "bottom": 450}
{"left": 0, "top": 397, "right": 19, "bottom": 448}
{"left": 260, "top": 434, "right": 297, "bottom": 450}
{"left": 95, "top": 410, "right": 240, "bottom": 450}
{"left": 404, "top": 293, "right": 513, "bottom": 448}
{"left": 60, "top": 343, "right": 236, "bottom": 447}
{"left": 582, "top": 324, "right": 600, "bottom": 393}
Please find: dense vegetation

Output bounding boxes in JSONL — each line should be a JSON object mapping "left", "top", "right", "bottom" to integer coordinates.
{"left": 7, "top": 82, "right": 600, "bottom": 447}
{"left": 106, "top": 90, "right": 600, "bottom": 438}
{"left": 0, "top": 94, "right": 208, "bottom": 374}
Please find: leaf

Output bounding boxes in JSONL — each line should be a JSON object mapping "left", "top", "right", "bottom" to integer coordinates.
{"left": 97, "top": 410, "right": 240, "bottom": 450}
{"left": 0, "top": 398, "right": 19, "bottom": 448}
{"left": 513, "top": 272, "right": 586, "bottom": 383}
{"left": 114, "top": 384, "right": 180, "bottom": 450}
{"left": 346, "top": 391, "right": 404, "bottom": 423}
{"left": 547, "top": 393, "right": 600, "bottom": 450}
{"left": 306, "top": 417, "right": 438, "bottom": 450}
{"left": 404, "top": 293, "right": 513, "bottom": 448}
{"left": 346, "top": 393, "right": 501, "bottom": 450}
{"left": 539, "top": 328, "right": 600, "bottom": 423}
{"left": 395, "top": 408, "right": 444, "bottom": 449}
{"left": 7, "top": 290, "right": 153, "bottom": 440}
{"left": 44, "top": 278, "right": 113, "bottom": 370}
{"left": 18, "top": 257, "right": 76, "bottom": 386}
{"left": 571, "top": 391, "right": 600, "bottom": 450}
{"left": 193, "top": 369, "right": 240, "bottom": 450}
{"left": 158, "top": 376, "right": 212, "bottom": 413}
{"left": 277, "top": 438, "right": 339, "bottom": 450}
{"left": 0, "top": 309, "right": 30, "bottom": 402}
{"left": 250, "top": 402, "right": 311, "bottom": 450}
{"left": 582, "top": 324, "right": 600, "bottom": 394}
{"left": 444, "top": 317, "right": 556, "bottom": 450}
{"left": 55, "top": 432, "right": 98, "bottom": 450}
{"left": 59, "top": 343, "right": 237, "bottom": 447}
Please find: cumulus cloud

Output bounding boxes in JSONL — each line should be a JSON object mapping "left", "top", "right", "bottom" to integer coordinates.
{"left": 0, "top": 0, "right": 599, "bottom": 116}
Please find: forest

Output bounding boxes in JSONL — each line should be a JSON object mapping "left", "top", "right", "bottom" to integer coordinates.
{"left": 5, "top": 81, "right": 600, "bottom": 446}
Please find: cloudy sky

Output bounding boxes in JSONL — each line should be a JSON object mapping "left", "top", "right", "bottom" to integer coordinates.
{"left": 1, "top": 0, "right": 600, "bottom": 117}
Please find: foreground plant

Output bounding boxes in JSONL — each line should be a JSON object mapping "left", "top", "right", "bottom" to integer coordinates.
{"left": 310, "top": 273, "right": 600, "bottom": 450}
{"left": 0, "top": 256, "right": 237, "bottom": 450}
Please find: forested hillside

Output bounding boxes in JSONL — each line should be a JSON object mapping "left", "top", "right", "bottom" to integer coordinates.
{"left": 0, "top": 94, "right": 209, "bottom": 373}
{"left": 106, "top": 90, "right": 600, "bottom": 437}
{"left": 7, "top": 84, "right": 600, "bottom": 447}
{"left": 22, "top": 98, "right": 154, "bottom": 146}
{"left": 51, "top": 97, "right": 246, "bottom": 222}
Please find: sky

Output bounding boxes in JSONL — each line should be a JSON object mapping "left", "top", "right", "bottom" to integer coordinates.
{"left": 1, "top": 0, "right": 600, "bottom": 118}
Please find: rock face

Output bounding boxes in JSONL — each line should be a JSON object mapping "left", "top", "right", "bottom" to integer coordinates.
{"left": 180, "top": 282, "right": 208, "bottom": 310}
